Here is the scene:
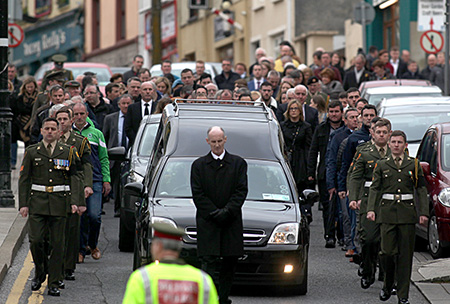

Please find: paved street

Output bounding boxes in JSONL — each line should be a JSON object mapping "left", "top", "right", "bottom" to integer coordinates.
{"left": 0, "top": 199, "right": 430, "bottom": 304}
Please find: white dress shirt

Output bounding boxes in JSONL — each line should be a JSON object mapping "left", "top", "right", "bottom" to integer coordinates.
{"left": 211, "top": 150, "right": 225, "bottom": 160}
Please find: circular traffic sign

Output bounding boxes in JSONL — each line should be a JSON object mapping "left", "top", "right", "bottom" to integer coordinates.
{"left": 420, "top": 30, "right": 444, "bottom": 54}
{"left": 8, "top": 23, "right": 24, "bottom": 48}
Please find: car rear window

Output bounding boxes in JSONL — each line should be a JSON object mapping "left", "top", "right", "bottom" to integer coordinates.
{"left": 155, "top": 158, "right": 292, "bottom": 202}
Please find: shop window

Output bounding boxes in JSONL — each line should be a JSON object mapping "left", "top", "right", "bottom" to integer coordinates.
{"left": 382, "top": 2, "right": 399, "bottom": 50}
{"left": 272, "top": 33, "right": 284, "bottom": 58}
{"left": 116, "top": 0, "right": 126, "bottom": 41}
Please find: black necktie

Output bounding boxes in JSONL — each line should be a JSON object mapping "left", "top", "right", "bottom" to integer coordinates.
{"left": 121, "top": 116, "right": 127, "bottom": 148}
{"left": 144, "top": 103, "right": 149, "bottom": 116}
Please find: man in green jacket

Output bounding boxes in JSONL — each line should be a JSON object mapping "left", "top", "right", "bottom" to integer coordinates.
{"left": 367, "top": 130, "right": 429, "bottom": 304}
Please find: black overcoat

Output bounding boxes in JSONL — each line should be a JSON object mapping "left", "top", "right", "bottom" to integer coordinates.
{"left": 190, "top": 151, "right": 248, "bottom": 257}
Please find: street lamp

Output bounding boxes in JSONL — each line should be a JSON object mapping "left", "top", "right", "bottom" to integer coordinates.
{"left": 0, "top": 0, "right": 15, "bottom": 207}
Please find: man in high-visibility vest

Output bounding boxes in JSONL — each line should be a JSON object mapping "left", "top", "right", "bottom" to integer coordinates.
{"left": 123, "top": 223, "right": 218, "bottom": 304}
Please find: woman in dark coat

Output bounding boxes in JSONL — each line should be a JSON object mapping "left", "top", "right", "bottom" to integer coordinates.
{"left": 281, "top": 99, "right": 313, "bottom": 220}
{"left": 11, "top": 76, "right": 38, "bottom": 147}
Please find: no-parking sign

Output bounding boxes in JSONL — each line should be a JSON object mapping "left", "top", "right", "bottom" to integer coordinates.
{"left": 8, "top": 23, "right": 24, "bottom": 48}
{"left": 420, "top": 29, "right": 444, "bottom": 54}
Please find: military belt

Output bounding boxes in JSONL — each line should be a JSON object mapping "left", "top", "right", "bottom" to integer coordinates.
{"left": 364, "top": 181, "right": 372, "bottom": 187}
{"left": 382, "top": 194, "right": 413, "bottom": 200}
{"left": 31, "top": 184, "right": 70, "bottom": 193}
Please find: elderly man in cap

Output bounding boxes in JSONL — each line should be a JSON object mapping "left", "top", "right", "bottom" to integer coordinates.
{"left": 305, "top": 76, "right": 329, "bottom": 105}
{"left": 41, "top": 54, "right": 74, "bottom": 91}
{"left": 65, "top": 80, "right": 82, "bottom": 98}
{"left": 123, "top": 223, "right": 218, "bottom": 304}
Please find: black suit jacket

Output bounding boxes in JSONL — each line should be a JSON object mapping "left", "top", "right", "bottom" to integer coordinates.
{"left": 276, "top": 103, "right": 318, "bottom": 131}
{"left": 190, "top": 151, "right": 248, "bottom": 257}
{"left": 124, "top": 100, "right": 157, "bottom": 146}
{"left": 103, "top": 111, "right": 120, "bottom": 148}
{"left": 343, "top": 68, "right": 371, "bottom": 91}
{"left": 396, "top": 60, "right": 408, "bottom": 78}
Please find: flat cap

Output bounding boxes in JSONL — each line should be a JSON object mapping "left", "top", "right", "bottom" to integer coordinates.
{"left": 151, "top": 223, "right": 185, "bottom": 241}
{"left": 51, "top": 54, "right": 67, "bottom": 63}
{"left": 46, "top": 70, "right": 65, "bottom": 81}
{"left": 307, "top": 76, "right": 320, "bottom": 85}
{"left": 64, "top": 80, "right": 81, "bottom": 88}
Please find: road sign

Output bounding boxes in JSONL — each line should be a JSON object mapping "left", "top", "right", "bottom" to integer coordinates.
{"left": 8, "top": 23, "right": 24, "bottom": 48}
{"left": 420, "top": 29, "right": 444, "bottom": 54}
{"left": 418, "top": 0, "right": 445, "bottom": 32}
{"left": 353, "top": 1, "right": 375, "bottom": 25}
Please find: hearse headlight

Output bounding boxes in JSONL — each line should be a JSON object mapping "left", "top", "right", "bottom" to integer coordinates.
{"left": 268, "top": 223, "right": 299, "bottom": 244}
{"left": 438, "top": 188, "right": 450, "bottom": 207}
{"left": 151, "top": 217, "right": 177, "bottom": 228}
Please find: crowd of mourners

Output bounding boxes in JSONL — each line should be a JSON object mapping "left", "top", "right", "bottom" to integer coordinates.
{"left": 6, "top": 40, "right": 433, "bottom": 300}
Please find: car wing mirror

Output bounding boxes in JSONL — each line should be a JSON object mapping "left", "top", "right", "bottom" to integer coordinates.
{"left": 299, "top": 189, "right": 319, "bottom": 205}
{"left": 420, "top": 161, "right": 430, "bottom": 176}
{"left": 108, "top": 146, "right": 128, "bottom": 162}
{"left": 124, "top": 182, "right": 145, "bottom": 198}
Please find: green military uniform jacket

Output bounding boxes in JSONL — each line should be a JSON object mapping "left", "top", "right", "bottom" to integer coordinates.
{"left": 62, "top": 131, "right": 93, "bottom": 207}
{"left": 346, "top": 140, "right": 372, "bottom": 188}
{"left": 367, "top": 153, "right": 429, "bottom": 224}
{"left": 19, "top": 141, "right": 81, "bottom": 217}
{"left": 348, "top": 143, "right": 391, "bottom": 213}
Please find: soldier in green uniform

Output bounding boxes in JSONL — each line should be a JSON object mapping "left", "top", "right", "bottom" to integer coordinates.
{"left": 31, "top": 70, "right": 65, "bottom": 123}
{"left": 41, "top": 54, "right": 74, "bottom": 91}
{"left": 348, "top": 118, "right": 391, "bottom": 289}
{"left": 19, "top": 117, "right": 81, "bottom": 296}
{"left": 367, "top": 130, "right": 429, "bottom": 304}
{"left": 55, "top": 108, "right": 93, "bottom": 281}
{"left": 305, "top": 76, "right": 329, "bottom": 106}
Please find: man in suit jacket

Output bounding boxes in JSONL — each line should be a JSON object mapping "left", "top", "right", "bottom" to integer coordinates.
{"left": 343, "top": 54, "right": 371, "bottom": 91}
{"left": 247, "top": 64, "right": 265, "bottom": 91}
{"left": 104, "top": 95, "right": 133, "bottom": 216}
{"left": 124, "top": 82, "right": 158, "bottom": 146}
{"left": 190, "top": 126, "right": 248, "bottom": 304}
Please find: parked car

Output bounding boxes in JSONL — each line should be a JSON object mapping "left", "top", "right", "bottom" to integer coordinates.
{"left": 416, "top": 122, "right": 450, "bottom": 258}
{"left": 108, "top": 114, "right": 162, "bottom": 252}
{"left": 125, "top": 101, "right": 314, "bottom": 293}
{"left": 377, "top": 97, "right": 450, "bottom": 157}
{"left": 362, "top": 85, "right": 442, "bottom": 107}
{"left": 150, "top": 62, "right": 221, "bottom": 79}
{"left": 34, "top": 62, "right": 113, "bottom": 94}
{"left": 359, "top": 79, "right": 433, "bottom": 94}
{"left": 110, "top": 67, "right": 130, "bottom": 75}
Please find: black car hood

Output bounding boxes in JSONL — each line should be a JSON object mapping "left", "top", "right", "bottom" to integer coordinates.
{"left": 152, "top": 198, "right": 299, "bottom": 229}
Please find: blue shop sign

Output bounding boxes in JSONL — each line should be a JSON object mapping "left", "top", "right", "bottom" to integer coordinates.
{"left": 12, "top": 14, "right": 83, "bottom": 67}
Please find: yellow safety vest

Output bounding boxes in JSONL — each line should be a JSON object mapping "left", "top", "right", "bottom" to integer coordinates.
{"left": 122, "top": 261, "right": 218, "bottom": 304}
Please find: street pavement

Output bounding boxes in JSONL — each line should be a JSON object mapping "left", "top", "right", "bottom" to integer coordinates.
{"left": 0, "top": 144, "right": 449, "bottom": 303}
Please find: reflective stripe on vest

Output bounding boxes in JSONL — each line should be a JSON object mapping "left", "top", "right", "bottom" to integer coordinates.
{"left": 200, "top": 270, "right": 210, "bottom": 303}
{"left": 139, "top": 267, "right": 152, "bottom": 303}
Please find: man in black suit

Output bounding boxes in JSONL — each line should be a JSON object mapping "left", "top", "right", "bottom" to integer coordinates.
{"left": 390, "top": 46, "right": 408, "bottom": 78}
{"left": 343, "top": 54, "right": 371, "bottom": 91}
{"left": 294, "top": 84, "right": 319, "bottom": 131}
{"left": 190, "top": 126, "right": 248, "bottom": 304}
{"left": 124, "top": 81, "right": 158, "bottom": 146}
{"left": 103, "top": 94, "right": 132, "bottom": 216}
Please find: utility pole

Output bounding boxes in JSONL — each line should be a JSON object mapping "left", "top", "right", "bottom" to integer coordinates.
{"left": 0, "top": 0, "right": 15, "bottom": 207}
{"left": 151, "top": 0, "right": 162, "bottom": 65}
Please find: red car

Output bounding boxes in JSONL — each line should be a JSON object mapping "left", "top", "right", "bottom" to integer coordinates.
{"left": 416, "top": 122, "right": 450, "bottom": 258}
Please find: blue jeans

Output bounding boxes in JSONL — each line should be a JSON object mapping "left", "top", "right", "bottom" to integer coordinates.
{"left": 80, "top": 182, "right": 102, "bottom": 255}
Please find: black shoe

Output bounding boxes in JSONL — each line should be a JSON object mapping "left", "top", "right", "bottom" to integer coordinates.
{"left": 114, "top": 210, "right": 120, "bottom": 218}
{"left": 101, "top": 210, "right": 105, "bottom": 215}
{"left": 65, "top": 270, "right": 75, "bottom": 281}
{"left": 398, "top": 298, "right": 409, "bottom": 304}
{"left": 357, "top": 264, "right": 364, "bottom": 277}
{"left": 325, "top": 239, "right": 336, "bottom": 248}
{"left": 361, "top": 276, "right": 374, "bottom": 289}
{"left": 31, "top": 277, "right": 43, "bottom": 291}
{"left": 379, "top": 288, "right": 391, "bottom": 301}
{"left": 337, "top": 239, "right": 344, "bottom": 247}
{"left": 48, "top": 287, "right": 60, "bottom": 296}
{"left": 58, "top": 280, "right": 65, "bottom": 289}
